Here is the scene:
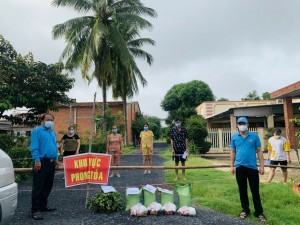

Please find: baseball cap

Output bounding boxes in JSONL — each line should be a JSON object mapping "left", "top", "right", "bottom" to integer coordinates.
{"left": 237, "top": 117, "right": 248, "bottom": 124}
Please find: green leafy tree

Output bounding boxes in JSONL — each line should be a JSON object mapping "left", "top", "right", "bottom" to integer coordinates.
{"left": 262, "top": 92, "right": 270, "bottom": 100}
{"left": 52, "top": 0, "right": 156, "bottom": 139}
{"left": 132, "top": 113, "right": 161, "bottom": 145}
{"left": 161, "top": 80, "right": 215, "bottom": 124}
{"left": 185, "top": 116, "right": 211, "bottom": 154}
{"left": 242, "top": 90, "right": 261, "bottom": 100}
{"left": 0, "top": 35, "right": 74, "bottom": 124}
{"left": 112, "top": 23, "right": 155, "bottom": 145}
{"left": 217, "top": 97, "right": 229, "bottom": 101}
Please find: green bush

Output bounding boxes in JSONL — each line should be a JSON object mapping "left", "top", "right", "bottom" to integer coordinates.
{"left": 80, "top": 143, "right": 106, "bottom": 153}
{"left": 7, "top": 147, "right": 32, "bottom": 182}
{"left": 86, "top": 189, "right": 123, "bottom": 213}
{"left": 185, "top": 116, "right": 210, "bottom": 154}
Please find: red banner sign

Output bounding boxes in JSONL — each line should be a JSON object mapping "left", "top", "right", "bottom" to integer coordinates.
{"left": 63, "top": 153, "right": 111, "bottom": 187}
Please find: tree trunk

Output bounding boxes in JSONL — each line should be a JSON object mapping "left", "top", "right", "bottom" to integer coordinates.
{"left": 123, "top": 95, "right": 128, "bottom": 146}
{"left": 102, "top": 79, "right": 107, "bottom": 141}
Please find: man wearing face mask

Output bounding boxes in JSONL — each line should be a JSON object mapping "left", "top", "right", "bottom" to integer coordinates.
{"left": 30, "top": 113, "right": 59, "bottom": 220}
{"left": 230, "top": 117, "right": 266, "bottom": 223}
{"left": 170, "top": 118, "right": 188, "bottom": 181}
{"left": 60, "top": 126, "right": 80, "bottom": 156}
{"left": 267, "top": 128, "right": 291, "bottom": 183}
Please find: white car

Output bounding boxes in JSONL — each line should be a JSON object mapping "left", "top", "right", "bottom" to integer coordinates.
{"left": 0, "top": 149, "right": 18, "bottom": 225}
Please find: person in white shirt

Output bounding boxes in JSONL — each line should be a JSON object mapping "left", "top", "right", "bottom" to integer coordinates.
{"left": 267, "top": 128, "right": 292, "bottom": 183}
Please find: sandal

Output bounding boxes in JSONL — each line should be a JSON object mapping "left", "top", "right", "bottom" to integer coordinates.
{"left": 239, "top": 211, "right": 248, "bottom": 220}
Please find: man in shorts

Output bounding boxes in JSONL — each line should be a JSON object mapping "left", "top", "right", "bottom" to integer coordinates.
{"left": 170, "top": 118, "right": 188, "bottom": 181}
{"left": 267, "top": 128, "right": 291, "bottom": 183}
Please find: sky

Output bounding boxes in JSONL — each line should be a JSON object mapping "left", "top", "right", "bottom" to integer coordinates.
{"left": 1, "top": 0, "right": 300, "bottom": 119}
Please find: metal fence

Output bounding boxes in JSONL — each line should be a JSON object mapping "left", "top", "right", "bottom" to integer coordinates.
{"left": 206, "top": 128, "right": 258, "bottom": 151}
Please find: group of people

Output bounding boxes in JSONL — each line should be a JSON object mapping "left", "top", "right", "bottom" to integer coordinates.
{"left": 30, "top": 114, "right": 292, "bottom": 223}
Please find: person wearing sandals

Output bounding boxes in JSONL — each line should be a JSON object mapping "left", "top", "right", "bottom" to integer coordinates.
{"left": 139, "top": 123, "right": 154, "bottom": 174}
{"left": 230, "top": 117, "right": 266, "bottom": 223}
{"left": 106, "top": 125, "right": 123, "bottom": 178}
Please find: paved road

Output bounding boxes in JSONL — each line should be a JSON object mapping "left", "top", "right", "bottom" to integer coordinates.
{"left": 11, "top": 143, "right": 252, "bottom": 225}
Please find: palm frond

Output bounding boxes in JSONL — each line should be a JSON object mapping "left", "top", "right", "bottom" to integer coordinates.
{"left": 51, "top": 0, "right": 93, "bottom": 13}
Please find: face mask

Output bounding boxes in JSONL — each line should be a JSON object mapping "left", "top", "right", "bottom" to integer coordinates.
{"left": 112, "top": 129, "right": 117, "bottom": 134}
{"left": 144, "top": 127, "right": 148, "bottom": 131}
{"left": 68, "top": 130, "right": 74, "bottom": 135}
{"left": 238, "top": 125, "right": 247, "bottom": 132}
{"left": 175, "top": 123, "right": 181, "bottom": 128}
{"left": 275, "top": 135, "right": 281, "bottom": 139}
{"left": 44, "top": 121, "right": 54, "bottom": 128}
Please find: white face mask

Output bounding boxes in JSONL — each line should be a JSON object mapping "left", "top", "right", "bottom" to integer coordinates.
{"left": 238, "top": 125, "right": 247, "bottom": 132}
{"left": 275, "top": 135, "right": 281, "bottom": 139}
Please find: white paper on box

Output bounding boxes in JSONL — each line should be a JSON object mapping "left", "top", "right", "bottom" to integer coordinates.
{"left": 101, "top": 186, "right": 116, "bottom": 193}
{"left": 143, "top": 184, "right": 157, "bottom": 193}
{"left": 126, "top": 187, "right": 140, "bottom": 195}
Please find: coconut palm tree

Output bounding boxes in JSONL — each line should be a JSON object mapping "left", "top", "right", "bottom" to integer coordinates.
{"left": 52, "top": 0, "right": 156, "bottom": 138}
{"left": 112, "top": 24, "right": 155, "bottom": 145}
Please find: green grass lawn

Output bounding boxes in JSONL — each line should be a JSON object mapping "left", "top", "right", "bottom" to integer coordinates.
{"left": 161, "top": 150, "right": 300, "bottom": 225}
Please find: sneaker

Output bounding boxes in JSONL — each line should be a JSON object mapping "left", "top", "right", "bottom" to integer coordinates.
{"left": 239, "top": 211, "right": 248, "bottom": 220}
{"left": 32, "top": 211, "right": 43, "bottom": 220}
{"left": 257, "top": 214, "right": 266, "bottom": 222}
{"left": 144, "top": 171, "right": 147, "bottom": 175}
{"left": 109, "top": 174, "right": 114, "bottom": 178}
{"left": 147, "top": 171, "right": 151, "bottom": 174}
{"left": 116, "top": 174, "right": 121, "bottom": 178}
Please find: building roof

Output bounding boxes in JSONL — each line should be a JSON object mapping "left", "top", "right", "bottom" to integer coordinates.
{"left": 271, "top": 81, "right": 300, "bottom": 99}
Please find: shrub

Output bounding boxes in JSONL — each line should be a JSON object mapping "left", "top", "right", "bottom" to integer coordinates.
{"left": 185, "top": 116, "right": 210, "bottom": 154}
{"left": 86, "top": 189, "right": 123, "bottom": 213}
{"left": 80, "top": 143, "right": 106, "bottom": 154}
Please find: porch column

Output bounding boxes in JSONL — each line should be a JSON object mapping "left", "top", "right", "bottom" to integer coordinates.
{"left": 207, "top": 119, "right": 212, "bottom": 129}
{"left": 283, "top": 97, "right": 297, "bottom": 149}
{"left": 267, "top": 115, "right": 274, "bottom": 128}
{"left": 230, "top": 114, "right": 236, "bottom": 134}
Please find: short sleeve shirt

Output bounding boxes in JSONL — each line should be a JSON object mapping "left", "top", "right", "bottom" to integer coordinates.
{"left": 230, "top": 131, "right": 261, "bottom": 170}
{"left": 267, "top": 136, "right": 290, "bottom": 161}
{"left": 140, "top": 130, "right": 154, "bottom": 148}
{"left": 62, "top": 134, "right": 80, "bottom": 151}
{"left": 170, "top": 127, "right": 188, "bottom": 152}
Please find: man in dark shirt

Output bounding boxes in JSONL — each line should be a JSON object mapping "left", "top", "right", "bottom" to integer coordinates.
{"left": 170, "top": 118, "right": 188, "bottom": 181}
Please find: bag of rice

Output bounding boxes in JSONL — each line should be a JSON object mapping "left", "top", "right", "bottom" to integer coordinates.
{"left": 157, "top": 187, "right": 174, "bottom": 205}
{"left": 176, "top": 183, "right": 192, "bottom": 208}
{"left": 142, "top": 184, "right": 157, "bottom": 207}
{"left": 125, "top": 187, "right": 142, "bottom": 211}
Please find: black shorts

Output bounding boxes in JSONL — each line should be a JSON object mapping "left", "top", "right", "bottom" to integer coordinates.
{"left": 270, "top": 160, "right": 287, "bottom": 168}
{"left": 172, "top": 151, "right": 186, "bottom": 163}
{"left": 63, "top": 151, "right": 76, "bottom": 156}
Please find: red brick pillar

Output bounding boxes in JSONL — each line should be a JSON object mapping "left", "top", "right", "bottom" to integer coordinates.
{"left": 283, "top": 97, "right": 297, "bottom": 149}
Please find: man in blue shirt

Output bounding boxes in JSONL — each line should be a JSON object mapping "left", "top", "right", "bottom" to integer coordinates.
{"left": 230, "top": 117, "right": 266, "bottom": 223}
{"left": 31, "top": 113, "right": 58, "bottom": 220}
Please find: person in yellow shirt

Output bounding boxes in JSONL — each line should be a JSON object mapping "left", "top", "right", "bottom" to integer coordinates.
{"left": 139, "top": 123, "right": 154, "bottom": 175}
{"left": 267, "top": 128, "right": 291, "bottom": 183}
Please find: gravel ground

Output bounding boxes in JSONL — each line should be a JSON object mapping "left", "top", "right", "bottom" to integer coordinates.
{"left": 11, "top": 143, "right": 253, "bottom": 225}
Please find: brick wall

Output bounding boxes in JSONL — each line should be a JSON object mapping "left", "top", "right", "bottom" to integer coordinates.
{"left": 50, "top": 101, "right": 140, "bottom": 144}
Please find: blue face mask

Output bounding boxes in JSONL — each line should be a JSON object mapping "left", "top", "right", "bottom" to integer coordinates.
{"left": 68, "top": 130, "right": 74, "bottom": 135}
{"left": 144, "top": 127, "right": 148, "bottom": 131}
{"left": 175, "top": 123, "right": 181, "bottom": 128}
{"left": 44, "top": 121, "right": 54, "bottom": 128}
{"left": 112, "top": 129, "right": 118, "bottom": 134}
